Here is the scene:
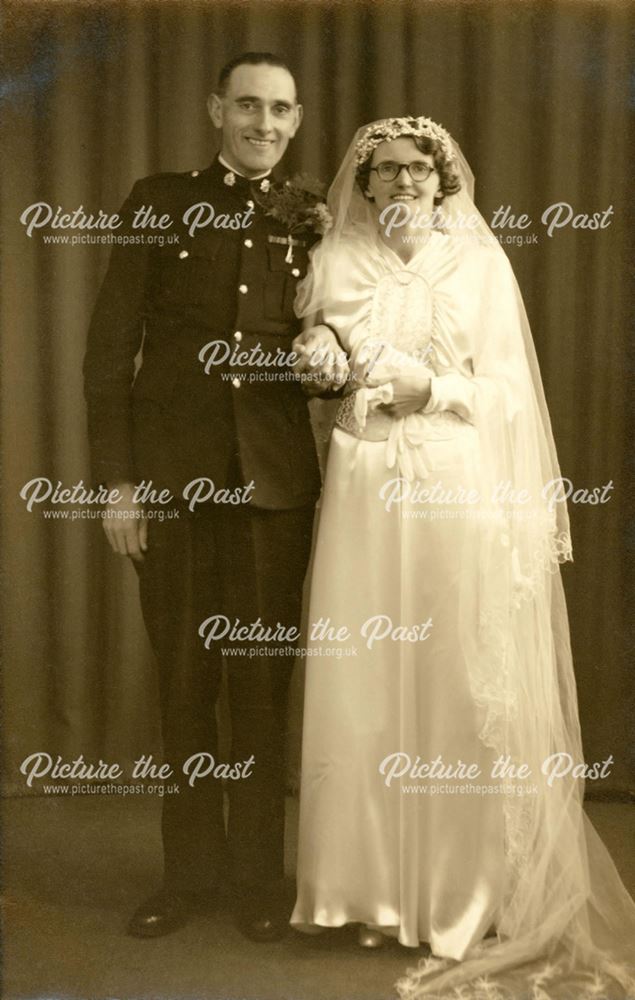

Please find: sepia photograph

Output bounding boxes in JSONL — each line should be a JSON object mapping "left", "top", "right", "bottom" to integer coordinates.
{"left": 2, "top": 1, "right": 634, "bottom": 998}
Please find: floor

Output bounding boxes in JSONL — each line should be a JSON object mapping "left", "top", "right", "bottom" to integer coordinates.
{"left": 2, "top": 796, "right": 634, "bottom": 1000}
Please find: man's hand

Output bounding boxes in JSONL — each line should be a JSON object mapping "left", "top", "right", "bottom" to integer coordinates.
{"left": 292, "top": 325, "right": 350, "bottom": 395}
{"left": 103, "top": 482, "right": 147, "bottom": 563}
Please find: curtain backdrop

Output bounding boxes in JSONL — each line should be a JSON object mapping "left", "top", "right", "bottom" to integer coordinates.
{"left": 2, "top": 0, "right": 632, "bottom": 794}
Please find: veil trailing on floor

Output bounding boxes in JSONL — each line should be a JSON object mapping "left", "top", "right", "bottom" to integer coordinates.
{"left": 295, "top": 119, "right": 635, "bottom": 999}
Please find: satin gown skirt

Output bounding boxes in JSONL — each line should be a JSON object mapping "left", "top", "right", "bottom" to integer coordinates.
{"left": 291, "top": 424, "right": 505, "bottom": 956}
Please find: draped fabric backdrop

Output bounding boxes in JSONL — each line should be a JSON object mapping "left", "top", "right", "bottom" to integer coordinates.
{"left": 2, "top": 0, "right": 632, "bottom": 795}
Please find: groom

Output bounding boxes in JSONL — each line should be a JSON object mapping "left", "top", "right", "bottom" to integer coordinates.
{"left": 84, "top": 52, "right": 338, "bottom": 942}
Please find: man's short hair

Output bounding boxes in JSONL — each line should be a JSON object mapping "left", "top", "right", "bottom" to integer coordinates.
{"left": 216, "top": 52, "right": 297, "bottom": 98}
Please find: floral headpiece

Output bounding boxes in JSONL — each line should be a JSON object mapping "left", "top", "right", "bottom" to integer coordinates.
{"left": 354, "top": 116, "right": 456, "bottom": 166}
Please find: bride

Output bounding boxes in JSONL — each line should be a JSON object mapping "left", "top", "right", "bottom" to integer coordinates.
{"left": 289, "top": 117, "right": 635, "bottom": 998}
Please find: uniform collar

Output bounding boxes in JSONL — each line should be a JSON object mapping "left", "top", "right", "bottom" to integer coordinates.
{"left": 211, "top": 156, "right": 273, "bottom": 195}
{"left": 218, "top": 154, "right": 271, "bottom": 182}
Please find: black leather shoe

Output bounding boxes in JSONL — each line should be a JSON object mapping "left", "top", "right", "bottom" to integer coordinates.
{"left": 236, "top": 905, "right": 288, "bottom": 943}
{"left": 127, "top": 890, "right": 199, "bottom": 938}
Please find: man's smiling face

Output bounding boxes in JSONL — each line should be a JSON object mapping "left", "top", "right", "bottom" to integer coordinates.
{"left": 208, "top": 64, "right": 303, "bottom": 177}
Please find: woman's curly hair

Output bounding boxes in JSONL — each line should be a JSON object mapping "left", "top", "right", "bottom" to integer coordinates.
{"left": 356, "top": 134, "right": 461, "bottom": 205}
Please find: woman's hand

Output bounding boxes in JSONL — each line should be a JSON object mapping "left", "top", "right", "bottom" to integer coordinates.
{"left": 378, "top": 369, "right": 432, "bottom": 419}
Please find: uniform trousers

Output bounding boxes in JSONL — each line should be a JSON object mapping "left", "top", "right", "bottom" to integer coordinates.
{"left": 135, "top": 501, "right": 315, "bottom": 904}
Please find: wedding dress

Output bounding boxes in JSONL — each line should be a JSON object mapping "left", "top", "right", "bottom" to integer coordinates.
{"left": 290, "top": 119, "right": 635, "bottom": 999}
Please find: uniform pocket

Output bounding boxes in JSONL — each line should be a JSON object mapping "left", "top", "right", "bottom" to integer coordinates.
{"left": 264, "top": 242, "right": 310, "bottom": 323}
{"left": 264, "top": 244, "right": 291, "bottom": 321}
{"left": 157, "top": 239, "right": 223, "bottom": 307}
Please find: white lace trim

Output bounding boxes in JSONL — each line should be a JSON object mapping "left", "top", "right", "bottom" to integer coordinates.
{"left": 396, "top": 954, "right": 635, "bottom": 999}
{"left": 466, "top": 528, "right": 574, "bottom": 901}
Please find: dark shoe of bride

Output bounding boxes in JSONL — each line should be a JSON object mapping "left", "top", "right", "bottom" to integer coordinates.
{"left": 358, "top": 924, "right": 386, "bottom": 948}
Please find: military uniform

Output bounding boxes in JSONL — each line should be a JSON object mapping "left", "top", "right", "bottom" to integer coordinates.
{"left": 84, "top": 158, "right": 320, "bottom": 904}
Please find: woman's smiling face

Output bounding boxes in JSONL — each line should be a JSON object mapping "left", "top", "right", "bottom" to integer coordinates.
{"left": 366, "top": 137, "right": 440, "bottom": 218}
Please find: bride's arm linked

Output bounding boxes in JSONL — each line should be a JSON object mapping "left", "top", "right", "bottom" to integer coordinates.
{"left": 292, "top": 314, "right": 350, "bottom": 397}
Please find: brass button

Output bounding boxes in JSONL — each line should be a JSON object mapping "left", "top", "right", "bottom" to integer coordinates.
{"left": 239, "top": 284, "right": 248, "bottom": 294}
{"left": 231, "top": 377, "right": 241, "bottom": 389}
{"left": 234, "top": 331, "right": 243, "bottom": 342}
{"left": 179, "top": 250, "right": 189, "bottom": 259}
{"left": 190, "top": 170, "right": 199, "bottom": 178}
{"left": 246, "top": 199, "right": 255, "bottom": 208}
{"left": 291, "top": 267, "right": 300, "bottom": 277}
{"left": 244, "top": 238, "right": 253, "bottom": 248}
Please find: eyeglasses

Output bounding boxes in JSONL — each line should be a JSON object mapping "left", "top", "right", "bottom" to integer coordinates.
{"left": 369, "top": 161, "right": 436, "bottom": 183}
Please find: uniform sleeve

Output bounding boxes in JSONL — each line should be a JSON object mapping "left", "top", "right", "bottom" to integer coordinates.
{"left": 83, "top": 179, "right": 152, "bottom": 485}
